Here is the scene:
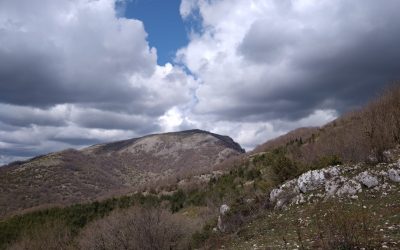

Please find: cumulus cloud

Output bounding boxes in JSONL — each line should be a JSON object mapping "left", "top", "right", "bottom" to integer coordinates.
{"left": 178, "top": 0, "right": 400, "bottom": 122}
{"left": 0, "top": 0, "right": 196, "bottom": 163}
{"left": 2, "top": 0, "right": 400, "bottom": 164}
{"left": 162, "top": 108, "right": 336, "bottom": 150}
{"left": 0, "top": 0, "right": 196, "bottom": 111}
{"left": 1, "top": 0, "right": 151, "bottom": 106}
{"left": 167, "top": 0, "right": 400, "bottom": 149}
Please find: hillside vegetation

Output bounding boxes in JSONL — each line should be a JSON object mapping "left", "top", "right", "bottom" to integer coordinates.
{"left": 0, "top": 130, "right": 244, "bottom": 219}
{"left": 1, "top": 84, "right": 400, "bottom": 249}
{"left": 255, "top": 83, "right": 400, "bottom": 164}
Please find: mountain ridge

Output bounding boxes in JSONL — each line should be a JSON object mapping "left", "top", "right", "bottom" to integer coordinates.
{"left": 83, "top": 129, "right": 245, "bottom": 155}
{"left": 0, "top": 129, "right": 244, "bottom": 218}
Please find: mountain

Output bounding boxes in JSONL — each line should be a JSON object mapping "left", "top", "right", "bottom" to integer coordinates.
{"left": 1, "top": 86, "right": 400, "bottom": 249}
{"left": 0, "top": 129, "right": 244, "bottom": 218}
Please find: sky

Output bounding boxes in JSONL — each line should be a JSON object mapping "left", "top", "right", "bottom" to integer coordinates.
{"left": 1, "top": 0, "right": 400, "bottom": 165}
{"left": 122, "top": 0, "right": 188, "bottom": 65}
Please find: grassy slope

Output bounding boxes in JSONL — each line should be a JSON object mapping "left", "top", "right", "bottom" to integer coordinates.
{"left": 211, "top": 185, "right": 400, "bottom": 249}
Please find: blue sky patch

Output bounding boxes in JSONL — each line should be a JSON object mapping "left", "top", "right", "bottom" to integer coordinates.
{"left": 122, "top": 0, "right": 189, "bottom": 65}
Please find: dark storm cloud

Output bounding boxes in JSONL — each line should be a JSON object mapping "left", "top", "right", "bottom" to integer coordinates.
{"left": 72, "top": 108, "right": 160, "bottom": 132}
{"left": 0, "top": 29, "right": 152, "bottom": 109}
{"left": 49, "top": 137, "right": 102, "bottom": 146}
{"left": 239, "top": 19, "right": 296, "bottom": 64}
{"left": 187, "top": 0, "right": 400, "bottom": 122}
{"left": 0, "top": 146, "right": 44, "bottom": 158}
{"left": 0, "top": 0, "right": 196, "bottom": 164}
{"left": 0, "top": 0, "right": 160, "bottom": 112}
{"left": 0, "top": 104, "right": 67, "bottom": 127}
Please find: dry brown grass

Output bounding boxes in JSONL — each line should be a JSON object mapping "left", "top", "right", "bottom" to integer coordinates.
{"left": 312, "top": 202, "right": 383, "bottom": 249}
{"left": 251, "top": 83, "right": 400, "bottom": 167}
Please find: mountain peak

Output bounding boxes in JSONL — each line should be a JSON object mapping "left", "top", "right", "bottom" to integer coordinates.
{"left": 83, "top": 129, "right": 245, "bottom": 155}
{"left": 0, "top": 130, "right": 244, "bottom": 218}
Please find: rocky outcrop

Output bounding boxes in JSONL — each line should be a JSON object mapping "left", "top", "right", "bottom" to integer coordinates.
{"left": 269, "top": 160, "right": 400, "bottom": 209}
{"left": 297, "top": 166, "right": 341, "bottom": 193}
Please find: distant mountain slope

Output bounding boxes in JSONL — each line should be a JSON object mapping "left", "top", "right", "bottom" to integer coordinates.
{"left": 0, "top": 130, "right": 244, "bottom": 218}
{"left": 252, "top": 127, "right": 319, "bottom": 154}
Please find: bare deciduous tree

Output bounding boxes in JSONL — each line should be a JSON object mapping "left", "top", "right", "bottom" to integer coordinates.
{"left": 78, "top": 206, "right": 196, "bottom": 250}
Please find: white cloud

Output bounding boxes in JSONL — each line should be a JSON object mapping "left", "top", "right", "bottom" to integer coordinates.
{"left": 159, "top": 107, "right": 184, "bottom": 132}
{"left": 0, "top": 0, "right": 195, "bottom": 114}
{"left": 174, "top": 0, "right": 400, "bottom": 149}
{"left": 178, "top": 0, "right": 400, "bottom": 118}
{"left": 1, "top": 0, "right": 400, "bottom": 164}
{"left": 0, "top": 0, "right": 197, "bottom": 163}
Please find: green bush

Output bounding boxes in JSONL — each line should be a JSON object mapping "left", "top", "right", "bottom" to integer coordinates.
{"left": 190, "top": 219, "right": 217, "bottom": 248}
{"left": 166, "top": 189, "right": 186, "bottom": 212}
{"left": 268, "top": 150, "right": 299, "bottom": 184}
{"left": 245, "top": 168, "right": 261, "bottom": 180}
{"left": 310, "top": 155, "right": 342, "bottom": 170}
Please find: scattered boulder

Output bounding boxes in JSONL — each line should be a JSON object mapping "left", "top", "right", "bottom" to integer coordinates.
{"left": 388, "top": 168, "right": 400, "bottom": 182}
{"left": 217, "top": 204, "right": 230, "bottom": 232}
{"left": 220, "top": 204, "right": 230, "bottom": 215}
{"left": 269, "top": 179, "right": 299, "bottom": 209}
{"left": 297, "top": 166, "right": 341, "bottom": 193}
{"left": 336, "top": 179, "right": 362, "bottom": 196}
{"left": 355, "top": 171, "right": 379, "bottom": 188}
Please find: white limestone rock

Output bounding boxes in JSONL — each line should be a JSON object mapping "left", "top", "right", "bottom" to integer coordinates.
{"left": 355, "top": 171, "right": 379, "bottom": 188}
{"left": 325, "top": 176, "right": 346, "bottom": 196}
{"left": 388, "top": 168, "right": 400, "bottom": 182}
{"left": 267, "top": 161, "right": 400, "bottom": 209}
{"left": 336, "top": 179, "right": 362, "bottom": 196}
{"left": 217, "top": 204, "right": 230, "bottom": 232}
{"left": 220, "top": 204, "right": 230, "bottom": 215}
{"left": 297, "top": 166, "right": 340, "bottom": 193}
{"left": 291, "top": 193, "right": 306, "bottom": 205}
{"left": 297, "top": 170, "right": 326, "bottom": 193}
{"left": 270, "top": 179, "right": 299, "bottom": 208}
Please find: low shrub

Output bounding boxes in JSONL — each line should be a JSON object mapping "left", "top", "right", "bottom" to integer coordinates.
{"left": 313, "top": 202, "right": 382, "bottom": 249}
{"left": 78, "top": 207, "right": 196, "bottom": 250}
